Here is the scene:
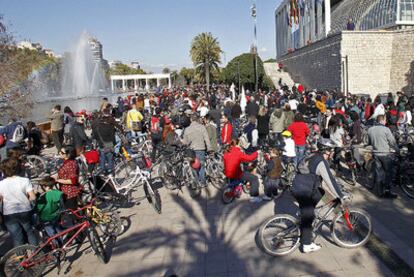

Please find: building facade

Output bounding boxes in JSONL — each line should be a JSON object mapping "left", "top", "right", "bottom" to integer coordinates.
{"left": 88, "top": 37, "right": 109, "bottom": 70}
{"left": 275, "top": 0, "right": 414, "bottom": 58}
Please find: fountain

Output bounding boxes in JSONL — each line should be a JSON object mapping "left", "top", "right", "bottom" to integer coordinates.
{"left": 30, "top": 31, "right": 108, "bottom": 102}
{"left": 60, "top": 31, "right": 108, "bottom": 98}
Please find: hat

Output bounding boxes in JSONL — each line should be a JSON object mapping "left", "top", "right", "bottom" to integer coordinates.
{"left": 282, "top": 130, "right": 292, "bottom": 137}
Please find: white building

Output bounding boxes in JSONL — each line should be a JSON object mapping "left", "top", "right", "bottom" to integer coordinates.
{"left": 17, "top": 41, "right": 43, "bottom": 51}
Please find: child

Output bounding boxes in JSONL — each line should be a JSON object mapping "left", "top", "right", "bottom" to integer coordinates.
{"left": 281, "top": 130, "right": 296, "bottom": 163}
{"left": 263, "top": 146, "right": 283, "bottom": 200}
{"left": 36, "top": 177, "right": 64, "bottom": 239}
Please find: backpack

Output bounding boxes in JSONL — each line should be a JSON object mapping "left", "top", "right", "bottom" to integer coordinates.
{"left": 129, "top": 112, "right": 142, "bottom": 132}
{"left": 239, "top": 133, "right": 250, "bottom": 149}
{"left": 10, "top": 124, "right": 25, "bottom": 143}
{"left": 291, "top": 155, "right": 323, "bottom": 199}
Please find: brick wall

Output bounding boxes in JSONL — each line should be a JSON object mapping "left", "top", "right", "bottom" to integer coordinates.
{"left": 277, "top": 29, "right": 414, "bottom": 98}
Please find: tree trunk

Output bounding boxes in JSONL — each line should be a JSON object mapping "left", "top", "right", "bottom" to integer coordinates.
{"left": 205, "top": 58, "right": 210, "bottom": 92}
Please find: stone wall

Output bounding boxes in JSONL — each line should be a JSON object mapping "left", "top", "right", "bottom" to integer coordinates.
{"left": 278, "top": 33, "right": 342, "bottom": 91}
{"left": 278, "top": 29, "right": 414, "bottom": 97}
{"left": 390, "top": 30, "right": 414, "bottom": 95}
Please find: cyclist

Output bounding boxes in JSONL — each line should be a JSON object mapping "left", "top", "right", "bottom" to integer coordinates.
{"left": 367, "top": 115, "right": 399, "bottom": 198}
{"left": 223, "top": 139, "right": 261, "bottom": 203}
{"left": 292, "top": 138, "right": 348, "bottom": 253}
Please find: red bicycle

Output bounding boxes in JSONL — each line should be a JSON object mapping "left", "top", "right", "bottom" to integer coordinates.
{"left": 2, "top": 206, "right": 108, "bottom": 277}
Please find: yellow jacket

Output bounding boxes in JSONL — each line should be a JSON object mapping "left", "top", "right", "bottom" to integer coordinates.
{"left": 126, "top": 109, "right": 144, "bottom": 129}
{"left": 316, "top": 100, "right": 326, "bottom": 114}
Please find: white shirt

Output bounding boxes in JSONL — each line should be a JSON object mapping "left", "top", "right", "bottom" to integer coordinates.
{"left": 197, "top": 106, "right": 209, "bottom": 117}
{"left": 288, "top": 99, "right": 299, "bottom": 111}
{"left": 283, "top": 138, "right": 296, "bottom": 157}
{"left": 406, "top": 111, "right": 412, "bottom": 125}
{"left": 0, "top": 176, "right": 33, "bottom": 215}
{"left": 370, "top": 104, "right": 385, "bottom": 120}
{"left": 251, "top": 129, "right": 258, "bottom": 147}
{"left": 144, "top": 99, "right": 150, "bottom": 109}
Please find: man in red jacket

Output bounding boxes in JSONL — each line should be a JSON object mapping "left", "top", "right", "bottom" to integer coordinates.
{"left": 287, "top": 113, "right": 310, "bottom": 165}
{"left": 223, "top": 140, "right": 261, "bottom": 203}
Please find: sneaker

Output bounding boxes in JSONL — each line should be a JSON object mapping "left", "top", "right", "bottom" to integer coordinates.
{"left": 301, "top": 243, "right": 321, "bottom": 253}
{"left": 249, "top": 196, "right": 262, "bottom": 203}
{"left": 262, "top": 195, "right": 273, "bottom": 201}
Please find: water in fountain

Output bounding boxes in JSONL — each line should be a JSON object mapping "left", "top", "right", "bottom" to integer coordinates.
{"left": 61, "top": 31, "right": 108, "bottom": 98}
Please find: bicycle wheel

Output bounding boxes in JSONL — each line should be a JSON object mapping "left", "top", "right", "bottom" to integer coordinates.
{"left": 2, "top": 244, "right": 48, "bottom": 277}
{"left": 222, "top": 186, "right": 236, "bottom": 204}
{"left": 98, "top": 212, "right": 125, "bottom": 237}
{"left": 114, "top": 159, "right": 136, "bottom": 188}
{"left": 25, "top": 155, "right": 47, "bottom": 178}
{"left": 143, "top": 180, "right": 162, "bottom": 214}
{"left": 331, "top": 208, "right": 372, "bottom": 248}
{"left": 400, "top": 175, "right": 414, "bottom": 199}
{"left": 95, "top": 192, "right": 115, "bottom": 211}
{"left": 185, "top": 166, "right": 201, "bottom": 198}
{"left": 258, "top": 214, "right": 300, "bottom": 256}
{"left": 88, "top": 224, "right": 109, "bottom": 264}
{"left": 362, "top": 160, "right": 375, "bottom": 190}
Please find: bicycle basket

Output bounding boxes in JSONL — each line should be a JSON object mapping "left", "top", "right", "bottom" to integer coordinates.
{"left": 83, "top": 150, "right": 100, "bottom": 164}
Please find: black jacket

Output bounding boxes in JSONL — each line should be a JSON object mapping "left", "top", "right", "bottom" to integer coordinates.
{"left": 246, "top": 102, "right": 259, "bottom": 117}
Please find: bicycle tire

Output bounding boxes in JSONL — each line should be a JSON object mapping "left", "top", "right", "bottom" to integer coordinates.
{"left": 2, "top": 244, "right": 47, "bottom": 277}
{"left": 258, "top": 214, "right": 300, "bottom": 256}
{"left": 222, "top": 186, "right": 236, "bottom": 204}
{"left": 185, "top": 166, "right": 201, "bottom": 198}
{"left": 400, "top": 176, "right": 414, "bottom": 199}
{"left": 99, "top": 212, "right": 125, "bottom": 237}
{"left": 143, "top": 180, "right": 162, "bottom": 214}
{"left": 331, "top": 208, "right": 372, "bottom": 248}
{"left": 362, "top": 160, "right": 375, "bottom": 190}
{"left": 26, "top": 155, "right": 47, "bottom": 178}
{"left": 88, "top": 224, "right": 109, "bottom": 264}
{"left": 95, "top": 193, "right": 115, "bottom": 211}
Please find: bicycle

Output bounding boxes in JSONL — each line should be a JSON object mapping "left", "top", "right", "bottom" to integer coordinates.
{"left": 258, "top": 196, "right": 372, "bottom": 256}
{"left": 205, "top": 152, "right": 225, "bottom": 188}
{"left": 221, "top": 179, "right": 250, "bottom": 204}
{"left": 2, "top": 207, "right": 108, "bottom": 276}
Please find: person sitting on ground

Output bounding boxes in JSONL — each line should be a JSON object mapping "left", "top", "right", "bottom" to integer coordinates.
{"left": 26, "top": 121, "right": 42, "bottom": 156}
{"left": 0, "top": 158, "right": 38, "bottom": 247}
{"left": 35, "top": 176, "right": 64, "bottom": 240}
{"left": 223, "top": 139, "right": 261, "bottom": 203}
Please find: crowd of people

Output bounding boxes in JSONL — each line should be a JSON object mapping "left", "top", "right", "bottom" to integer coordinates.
{"left": 0, "top": 83, "right": 412, "bottom": 254}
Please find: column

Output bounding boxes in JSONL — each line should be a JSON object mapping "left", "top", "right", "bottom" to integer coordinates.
{"left": 310, "top": 0, "right": 315, "bottom": 42}
{"left": 168, "top": 77, "right": 172, "bottom": 89}
{"left": 111, "top": 79, "right": 114, "bottom": 92}
{"left": 325, "top": 0, "right": 331, "bottom": 36}
{"left": 122, "top": 79, "right": 126, "bottom": 91}
{"left": 317, "top": 0, "right": 323, "bottom": 40}
{"left": 299, "top": 9, "right": 304, "bottom": 48}
{"left": 156, "top": 78, "right": 160, "bottom": 87}
{"left": 145, "top": 79, "right": 149, "bottom": 90}
{"left": 134, "top": 79, "right": 138, "bottom": 91}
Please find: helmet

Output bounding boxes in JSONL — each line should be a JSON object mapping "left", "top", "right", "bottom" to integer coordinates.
{"left": 317, "top": 138, "right": 336, "bottom": 152}
{"left": 282, "top": 130, "right": 292, "bottom": 137}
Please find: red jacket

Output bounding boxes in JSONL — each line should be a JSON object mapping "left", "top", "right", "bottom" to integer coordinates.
{"left": 224, "top": 146, "right": 258, "bottom": 179}
{"left": 221, "top": 122, "right": 233, "bottom": 145}
{"left": 287, "top": 121, "right": 310, "bottom": 146}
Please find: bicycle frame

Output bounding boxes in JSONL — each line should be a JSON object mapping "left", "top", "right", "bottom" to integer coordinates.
{"left": 19, "top": 211, "right": 91, "bottom": 269}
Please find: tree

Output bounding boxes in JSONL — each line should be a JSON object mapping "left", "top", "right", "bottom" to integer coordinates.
{"left": 179, "top": 67, "right": 195, "bottom": 85}
{"left": 162, "top": 67, "right": 171, "bottom": 74}
{"left": 221, "top": 53, "right": 274, "bottom": 91}
{"left": 109, "top": 63, "right": 146, "bottom": 75}
{"left": 190, "top": 32, "right": 222, "bottom": 91}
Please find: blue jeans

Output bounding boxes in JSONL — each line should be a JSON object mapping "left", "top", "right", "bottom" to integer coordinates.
{"left": 99, "top": 150, "right": 114, "bottom": 174}
{"left": 4, "top": 211, "right": 38, "bottom": 247}
{"left": 195, "top": 150, "right": 206, "bottom": 185}
{"left": 295, "top": 145, "right": 306, "bottom": 166}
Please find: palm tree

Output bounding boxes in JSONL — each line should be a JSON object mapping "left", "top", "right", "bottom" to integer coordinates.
{"left": 190, "top": 32, "right": 222, "bottom": 91}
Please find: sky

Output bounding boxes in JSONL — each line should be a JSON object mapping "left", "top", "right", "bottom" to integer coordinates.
{"left": 1, "top": 0, "right": 282, "bottom": 72}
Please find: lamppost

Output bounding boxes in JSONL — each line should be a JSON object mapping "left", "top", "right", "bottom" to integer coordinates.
{"left": 251, "top": 1, "right": 258, "bottom": 92}
{"left": 237, "top": 60, "right": 241, "bottom": 95}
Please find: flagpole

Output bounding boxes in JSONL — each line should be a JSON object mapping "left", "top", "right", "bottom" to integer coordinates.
{"left": 251, "top": 1, "right": 258, "bottom": 93}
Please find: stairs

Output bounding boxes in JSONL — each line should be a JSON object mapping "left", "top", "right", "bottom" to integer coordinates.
{"left": 263, "top": 62, "right": 295, "bottom": 89}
